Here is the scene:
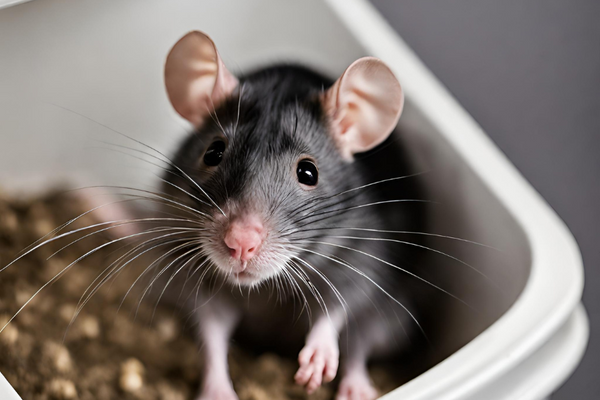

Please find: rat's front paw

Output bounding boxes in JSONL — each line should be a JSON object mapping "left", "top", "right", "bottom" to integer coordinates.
{"left": 294, "top": 333, "right": 339, "bottom": 394}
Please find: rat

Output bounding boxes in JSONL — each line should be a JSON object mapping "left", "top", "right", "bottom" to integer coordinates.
{"left": 0, "top": 29, "right": 429, "bottom": 400}
{"left": 152, "top": 31, "right": 428, "bottom": 400}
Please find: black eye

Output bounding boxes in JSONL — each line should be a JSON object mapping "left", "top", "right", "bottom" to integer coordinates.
{"left": 297, "top": 159, "right": 318, "bottom": 187}
{"left": 203, "top": 140, "right": 226, "bottom": 166}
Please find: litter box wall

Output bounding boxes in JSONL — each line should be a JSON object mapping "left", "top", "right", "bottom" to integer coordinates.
{"left": 324, "top": 0, "right": 587, "bottom": 398}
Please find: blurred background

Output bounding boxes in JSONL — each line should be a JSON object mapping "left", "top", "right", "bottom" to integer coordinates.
{"left": 367, "top": 0, "right": 600, "bottom": 398}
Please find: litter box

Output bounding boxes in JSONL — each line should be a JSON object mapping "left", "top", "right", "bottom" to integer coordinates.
{"left": 0, "top": 0, "right": 588, "bottom": 399}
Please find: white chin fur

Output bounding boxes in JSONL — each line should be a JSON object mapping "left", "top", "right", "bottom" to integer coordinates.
{"left": 228, "top": 271, "right": 265, "bottom": 286}
{"left": 203, "top": 253, "right": 279, "bottom": 287}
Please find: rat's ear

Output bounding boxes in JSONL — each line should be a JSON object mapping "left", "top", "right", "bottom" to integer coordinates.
{"left": 165, "top": 31, "right": 239, "bottom": 127}
{"left": 322, "top": 57, "right": 403, "bottom": 159}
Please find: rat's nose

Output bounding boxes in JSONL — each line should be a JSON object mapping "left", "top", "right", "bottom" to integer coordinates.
{"left": 224, "top": 216, "right": 265, "bottom": 262}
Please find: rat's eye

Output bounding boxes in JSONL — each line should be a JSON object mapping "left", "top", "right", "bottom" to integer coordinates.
{"left": 204, "top": 140, "right": 226, "bottom": 166}
{"left": 297, "top": 159, "right": 318, "bottom": 187}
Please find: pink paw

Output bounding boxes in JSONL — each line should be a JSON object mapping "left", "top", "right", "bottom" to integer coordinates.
{"left": 294, "top": 334, "right": 339, "bottom": 393}
{"left": 335, "top": 372, "right": 378, "bottom": 400}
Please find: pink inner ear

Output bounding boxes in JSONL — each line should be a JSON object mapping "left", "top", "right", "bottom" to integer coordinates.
{"left": 323, "top": 57, "right": 403, "bottom": 159}
{"left": 212, "top": 55, "right": 239, "bottom": 104}
{"left": 165, "top": 31, "right": 239, "bottom": 127}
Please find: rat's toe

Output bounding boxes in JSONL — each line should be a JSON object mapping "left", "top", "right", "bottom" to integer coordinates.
{"left": 294, "top": 362, "right": 314, "bottom": 385}
{"left": 323, "top": 353, "right": 339, "bottom": 383}
{"left": 306, "top": 354, "right": 325, "bottom": 393}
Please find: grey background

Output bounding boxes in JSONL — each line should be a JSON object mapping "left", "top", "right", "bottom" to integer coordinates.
{"left": 367, "top": 0, "right": 599, "bottom": 398}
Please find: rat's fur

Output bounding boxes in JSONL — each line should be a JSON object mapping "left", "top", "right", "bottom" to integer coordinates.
{"left": 158, "top": 64, "right": 428, "bottom": 399}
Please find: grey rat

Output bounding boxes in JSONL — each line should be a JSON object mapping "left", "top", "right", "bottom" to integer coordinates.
{"left": 0, "top": 28, "right": 434, "bottom": 399}
{"left": 154, "top": 31, "right": 429, "bottom": 400}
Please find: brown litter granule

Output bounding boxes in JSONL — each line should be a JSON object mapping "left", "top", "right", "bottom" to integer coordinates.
{"left": 48, "top": 378, "right": 78, "bottom": 399}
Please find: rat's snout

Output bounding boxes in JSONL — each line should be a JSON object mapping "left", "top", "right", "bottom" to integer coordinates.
{"left": 223, "top": 215, "right": 265, "bottom": 263}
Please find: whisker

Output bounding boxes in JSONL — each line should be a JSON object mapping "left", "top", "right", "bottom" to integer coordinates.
{"left": 94, "top": 143, "right": 213, "bottom": 210}
{"left": 330, "top": 172, "right": 428, "bottom": 199}
{"left": 205, "top": 99, "right": 228, "bottom": 142}
{"left": 48, "top": 102, "right": 225, "bottom": 216}
{"left": 92, "top": 142, "right": 173, "bottom": 174}
{"left": 124, "top": 240, "right": 203, "bottom": 316}
{"left": 74, "top": 186, "right": 210, "bottom": 219}
{"left": 176, "top": 258, "right": 210, "bottom": 308}
{"left": 286, "top": 172, "right": 427, "bottom": 220}
{"left": 294, "top": 240, "right": 471, "bottom": 309}
{"left": 1, "top": 217, "right": 199, "bottom": 273}
{"left": 293, "top": 256, "right": 349, "bottom": 324}
{"left": 68, "top": 233, "right": 199, "bottom": 337}
{"left": 286, "top": 263, "right": 313, "bottom": 323}
{"left": 286, "top": 199, "right": 432, "bottom": 232}
{"left": 193, "top": 263, "right": 228, "bottom": 311}
{"left": 150, "top": 246, "right": 205, "bottom": 321}
{"left": 12, "top": 196, "right": 158, "bottom": 260}
{"left": 1, "top": 225, "right": 194, "bottom": 334}
{"left": 47, "top": 224, "right": 204, "bottom": 262}
{"left": 280, "top": 264, "right": 306, "bottom": 317}
{"left": 234, "top": 83, "right": 244, "bottom": 136}
{"left": 75, "top": 229, "right": 201, "bottom": 310}
{"left": 316, "top": 236, "right": 495, "bottom": 285}
{"left": 289, "top": 244, "right": 430, "bottom": 344}
{"left": 284, "top": 226, "right": 496, "bottom": 250}
{"left": 190, "top": 262, "right": 216, "bottom": 308}
{"left": 156, "top": 177, "right": 212, "bottom": 207}
{"left": 289, "top": 260, "right": 328, "bottom": 320}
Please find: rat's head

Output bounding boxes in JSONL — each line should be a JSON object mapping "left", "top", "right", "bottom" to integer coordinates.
{"left": 162, "top": 31, "right": 403, "bottom": 287}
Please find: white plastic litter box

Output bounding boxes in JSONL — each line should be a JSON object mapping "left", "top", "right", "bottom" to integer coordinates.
{"left": 0, "top": 0, "right": 588, "bottom": 399}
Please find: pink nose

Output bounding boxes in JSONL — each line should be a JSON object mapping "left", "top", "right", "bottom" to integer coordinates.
{"left": 223, "top": 216, "right": 264, "bottom": 262}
